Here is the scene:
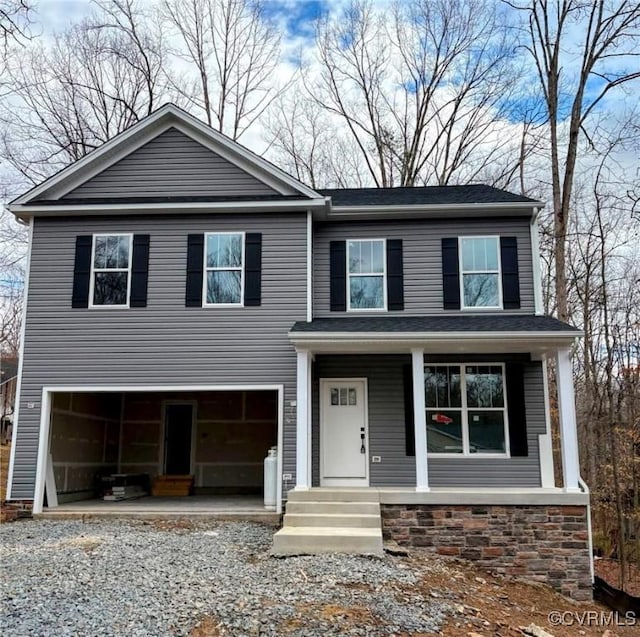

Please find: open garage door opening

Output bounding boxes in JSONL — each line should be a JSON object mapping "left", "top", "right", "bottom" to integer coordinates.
{"left": 42, "top": 387, "right": 281, "bottom": 513}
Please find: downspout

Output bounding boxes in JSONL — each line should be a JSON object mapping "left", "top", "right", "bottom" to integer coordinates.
{"left": 579, "top": 476, "right": 594, "bottom": 583}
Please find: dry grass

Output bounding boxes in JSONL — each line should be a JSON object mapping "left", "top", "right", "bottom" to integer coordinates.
{"left": 0, "top": 444, "right": 10, "bottom": 502}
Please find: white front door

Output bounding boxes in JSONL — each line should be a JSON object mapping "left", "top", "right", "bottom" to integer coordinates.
{"left": 320, "top": 379, "right": 369, "bottom": 487}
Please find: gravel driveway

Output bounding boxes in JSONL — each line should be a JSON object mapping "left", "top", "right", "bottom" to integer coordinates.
{"left": 0, "top": 519, "right": 453, "bottom": 636}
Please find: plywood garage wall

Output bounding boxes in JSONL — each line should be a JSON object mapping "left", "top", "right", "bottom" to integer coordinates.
{"left": 119, "top": 390, "right": 277, "bottom": 492}
{"left": 119, "top": 392, "right": 163, "bottom": 477}
{"left": 195, "top": 390, "right": 277, "bottom": 493}
{"left": 50, "top": 392, "right": 121, "bottom": 502}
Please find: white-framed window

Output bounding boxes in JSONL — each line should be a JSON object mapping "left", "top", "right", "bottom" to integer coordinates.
{"left": 347, "top": 239, "right": 386, "bottom": 311}
{"left": 425, "top": 363, "right": 509, "bottom": 456}
{"left": 204, "top": 232, "right": 245, "bottom": 306}
{"left": 90, "top": 234, "right": 133, "bottom": 307}
{"left": 459, "top": 236, "right": 502, "bottom": 309}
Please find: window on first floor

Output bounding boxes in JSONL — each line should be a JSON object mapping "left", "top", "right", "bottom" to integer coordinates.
{"left": 425, "top": 363, "right": 508, "bottom": 455}
{"left": 204, "top": 232, "right": 244, "bottom": 305}
{"left": 459, "top": 236, "right": 502, "bottom": 309}
{"left": 90, "top": 234, "right": 132, "bottom": 306}
{"left": 347, "top": 239, "right": 386, "bottom": 310}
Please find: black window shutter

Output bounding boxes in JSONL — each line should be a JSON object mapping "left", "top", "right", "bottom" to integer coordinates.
{"left": 244, "top": 233, "right": 262, "bottom": 306}
{"left": 185, "top": 234, "right": 204, "bottom": 307}
{"left": 506, "top": 362, "right": 528, "bottom": 456}
{"left": 403, "top": 364, "right": 415, "bottom": 456}
{"left": 441, "top": 238, "right": 460, "bottom": 310}
{"left": 386, "top": 239, "right": 404, "bottom": 311}
{"left": 500, "top": 237, "right": 521, "bottom": 309}
{"left": 72, "top": 235, "right": 92, "bottom": 308}
{"left": 130, "top": 234, "right": 150, "bottom": 307}
{"left": 329, "top": 240, "right": 346, "bottom": 311}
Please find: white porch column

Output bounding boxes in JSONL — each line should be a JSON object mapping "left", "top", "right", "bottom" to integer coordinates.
{"left": 556, "top": 347, "right": 580, "bottom": 492}
{"left": 295, "top": 349, "right": 312, "bottom": 490}
{"left": 412, "top": 348, "right": 430, "bottom": 492}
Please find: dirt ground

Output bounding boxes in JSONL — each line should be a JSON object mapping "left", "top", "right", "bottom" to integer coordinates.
{"left": 1, "top": 450, "right": 636, "bottom": 636}
{"left": 190, "top": 549, "right": 638, "bottom": 637}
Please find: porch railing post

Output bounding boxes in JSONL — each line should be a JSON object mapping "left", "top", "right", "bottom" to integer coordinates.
{"left": 412, "top": 348, "right": 430, "bottom": 492}
{"left": 556, "top": 347, "right": 580, "bottom": 492}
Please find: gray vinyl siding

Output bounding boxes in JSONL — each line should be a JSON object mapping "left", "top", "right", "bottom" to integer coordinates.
{"left": 313, "top": 218, "right": 535, "bottom": 316}
{"left": 313, "top": 355, "right": 544, "bottom": 488}
{"left": 61, "top": 128, "right": 278, "bottom": 200}
{"left": 11, "top": 212, "right": 306, "bottom": 499}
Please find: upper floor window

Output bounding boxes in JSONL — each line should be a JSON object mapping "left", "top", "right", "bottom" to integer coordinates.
{"left": 459, "top": 236, "right": 502, "bottom": 309}
{"left": 347, "top": 239, "right": 386, "bottom": 310}
{"left": 205, "top": 232, "right": 244, "bottom": 305}
{"left": 425, "top": 363, "right": 508, "bottom": 456}
{"left": 90, "top": 234, "right": 132, "bottom": 306}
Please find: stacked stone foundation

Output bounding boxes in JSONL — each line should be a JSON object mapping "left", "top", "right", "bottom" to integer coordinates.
{"left": 381, "top": 504, "right": 592, "bottom": 601}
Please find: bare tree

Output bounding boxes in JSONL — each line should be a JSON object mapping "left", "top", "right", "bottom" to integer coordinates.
{"left": 0, "top": 0, "right": 173, "bottom": 190}
{"left": 163, "top": 0, "right": 282, "bottom": 139}
{"left": 303, "top": 0, "right": 521, "bottom": 188}
{"left": 265, "top": 89, "right": 369, "bottom": 189}
{"left": 507, "top": 0, "right": 640, "bottom": 321}
{"left": 0, "top": 0, "right": 33, "bottom": 51}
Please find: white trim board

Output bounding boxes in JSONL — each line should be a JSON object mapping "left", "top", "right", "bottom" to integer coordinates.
{"left": 30, "top": 384, "right": 284, "bottom": 515}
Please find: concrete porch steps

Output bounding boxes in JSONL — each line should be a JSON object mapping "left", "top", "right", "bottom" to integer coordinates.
{"left": 272, "top": 489, "right": 383, "bottom": 556}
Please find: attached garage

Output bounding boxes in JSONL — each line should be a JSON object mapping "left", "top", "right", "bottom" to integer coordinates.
{"left": 40, "top": 386, "right": 282, "bottom": 512}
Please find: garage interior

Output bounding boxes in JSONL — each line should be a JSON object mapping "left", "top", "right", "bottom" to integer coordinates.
{"left": 46, "top": 389, "right": 278, "bottom": 508}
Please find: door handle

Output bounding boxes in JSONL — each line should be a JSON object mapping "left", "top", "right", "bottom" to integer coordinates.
{"left": 360, "top": 427, "right": 366, "bottom": 454}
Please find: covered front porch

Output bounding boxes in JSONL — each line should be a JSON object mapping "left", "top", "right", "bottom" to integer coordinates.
{"left": 289, "top": 315, "right": 585, "bottom": 496}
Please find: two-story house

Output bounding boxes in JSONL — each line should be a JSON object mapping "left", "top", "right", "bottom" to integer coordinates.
{"left": 5, "top": 104, "right": 591, "bottom": 600}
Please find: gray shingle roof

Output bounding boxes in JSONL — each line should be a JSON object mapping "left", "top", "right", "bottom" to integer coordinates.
{"left": 319, "top": 184, "right": 539, "bottom": 207}
{"left": 290, "top": 315, "right": 577, "bottom": 333}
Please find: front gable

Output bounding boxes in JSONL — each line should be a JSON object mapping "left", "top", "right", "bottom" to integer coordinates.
{"left": 61, "top": 127, "right": 279, "bottom": 200}
{"left": 11, "top": 104, "right": 320, "bottom": 208}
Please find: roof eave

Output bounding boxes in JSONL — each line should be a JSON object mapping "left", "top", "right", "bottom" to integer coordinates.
{"left": 322, "top": 200, "right": 544, "bottom": 220}
{"left": 288, "top": 330, "right": 581, "bottom": 354}
{"left": 8, "top": 198, "right": 328, "bottom": 220}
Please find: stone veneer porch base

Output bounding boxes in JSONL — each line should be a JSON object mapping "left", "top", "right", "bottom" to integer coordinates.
{"left": 381, "top": 504, "right": 592, "bottom": 601}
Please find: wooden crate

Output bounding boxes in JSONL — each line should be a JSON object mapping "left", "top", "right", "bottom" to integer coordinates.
{"left": 151, "top": 475, "right": 194, "bottom": 497}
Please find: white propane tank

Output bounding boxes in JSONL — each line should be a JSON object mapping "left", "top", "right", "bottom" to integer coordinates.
{"left": 263, "top": 446, "right": 277, "bottom": 511}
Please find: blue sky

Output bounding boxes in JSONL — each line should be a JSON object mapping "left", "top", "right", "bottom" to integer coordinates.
{"left": 36, "top": 0, "right": 332, "bottom": 37}
{"left": 264, "top": 0, "right": 328, "bottom": 38}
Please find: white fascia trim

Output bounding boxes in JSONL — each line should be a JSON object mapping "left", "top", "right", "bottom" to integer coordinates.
{"left": 6, "top": 216, "right": 33, "bottom": 501}
{"left": 289, "top": 330, "right": 582, "bottom": 343}
{"left": 9, "top": 199, "right": 327, "bottom": 220}
{"left": 12, "top": 104, "right": 321, "bottom": 204}
{"left": 327, "top": 200, "right": 544, "bottom": 219}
